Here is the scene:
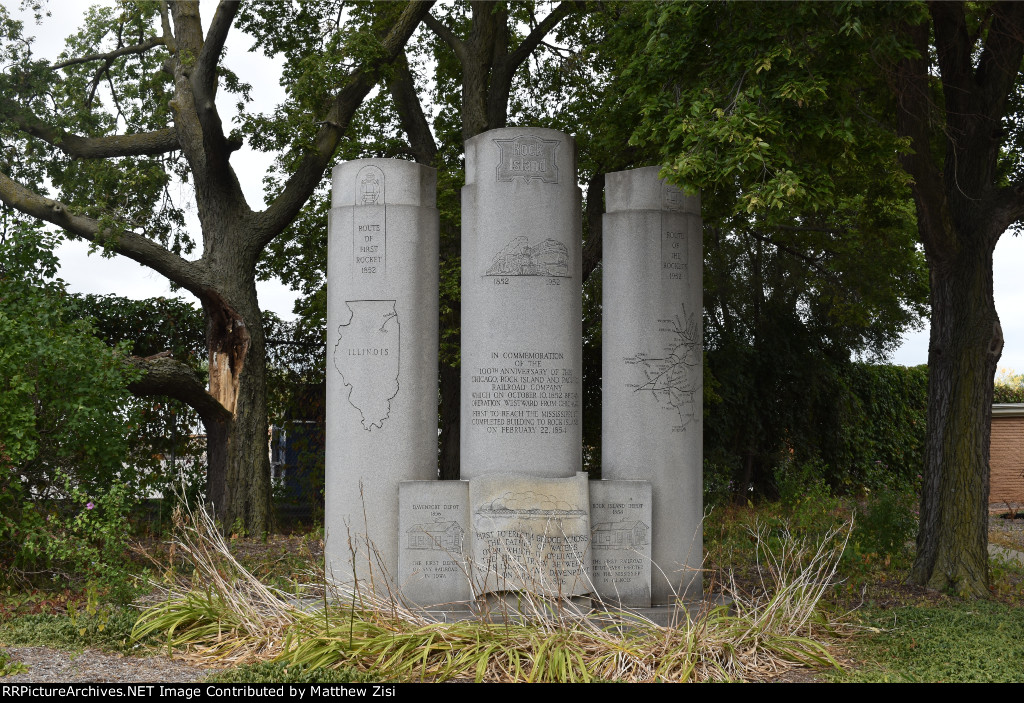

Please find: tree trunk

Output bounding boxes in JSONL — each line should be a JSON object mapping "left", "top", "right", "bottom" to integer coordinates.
{"left": 438, "top": 362, "right": 460, "bottom": 479}
{"left": 202, "top": 286, "right": 272, "bottom": 537}
{"left": 909, "top": 241, "right": 1001, "bottom": 596}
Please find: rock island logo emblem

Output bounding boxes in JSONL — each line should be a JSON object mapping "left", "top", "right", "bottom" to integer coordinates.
{"left": 494, "top": 135, "right": 559, "bottom": 184}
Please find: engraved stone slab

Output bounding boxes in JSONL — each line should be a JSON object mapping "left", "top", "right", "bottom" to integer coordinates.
{"left": 399, "top": 481, "right": 472, "bottom": 607}
{"left": 469, "top": 473, "right": 591, "bottom": 598}
{"left": 589, "top": 481, "right": 652, "bottom": 608}
{"left": 460, "top": 128, "right": 583, "bottom": 479}
{"left": 602, "top": 166, "right": 703, "bottom": 604}
{"left": 325, "top": 159, "right": 439, "bottom": 591}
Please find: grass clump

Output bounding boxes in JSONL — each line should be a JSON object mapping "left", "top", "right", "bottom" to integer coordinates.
{"left": 132, "top": 503, "right": 847, "bottom": 683}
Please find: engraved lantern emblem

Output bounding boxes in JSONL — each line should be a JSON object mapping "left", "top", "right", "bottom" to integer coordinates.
{"left": 359, "top": 170, "right": 382, "bottom": 204}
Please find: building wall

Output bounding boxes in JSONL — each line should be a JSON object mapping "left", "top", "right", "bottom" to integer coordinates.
{"left": 991, "top": 415, "right": 1024, "bottom": 510}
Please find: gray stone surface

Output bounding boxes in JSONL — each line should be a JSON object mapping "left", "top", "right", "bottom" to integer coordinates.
{"left": 602, "top": 166, "right": 703, "bottom": 604}
{"left": 460, "top": 128, "right": 583, "bottom": 479}
{"left": 398, "top": 481, "right": 472, "bottom": 607}
{"left": 469, "top": 472, "right": 591, "bottom": 598}
{"left": 325, "top": 159, "right": 439, "bottom": 592}
{"left": 589, "top": 480, "right": 652, "bottom": 608}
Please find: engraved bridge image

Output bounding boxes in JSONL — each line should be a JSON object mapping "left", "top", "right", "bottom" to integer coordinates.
{"left": 485, "top": 236, "right": 569, "bottom": 277}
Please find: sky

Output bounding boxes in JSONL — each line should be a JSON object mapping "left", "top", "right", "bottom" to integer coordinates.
{"left": 14, "top": 2, "right": 1024, "bottom": 372}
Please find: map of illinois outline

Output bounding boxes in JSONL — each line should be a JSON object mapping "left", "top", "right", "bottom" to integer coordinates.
{"left": 333, "top": 300, "right": 400, "bottom": 431}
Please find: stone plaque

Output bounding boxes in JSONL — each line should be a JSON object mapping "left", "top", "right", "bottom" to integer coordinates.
{"left": 461, "top": 128, "right": 583, "bottom": 479}
{"left": 469, "top": 473, "right": 591, "bottom": 598}
{"left": 399, "top": 481, "right": 472, "bottom": 607}
{"left": 589, "top": 481, "right": 652, "bottom": 608}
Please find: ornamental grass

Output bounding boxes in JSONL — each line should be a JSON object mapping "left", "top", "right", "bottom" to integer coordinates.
{"left": 132, "top": 502, "right": 847, "bottom": 682}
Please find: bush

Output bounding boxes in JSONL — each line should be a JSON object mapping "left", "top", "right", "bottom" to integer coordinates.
{"left": 0, "top": 228, "right": 141, "bottom": 586}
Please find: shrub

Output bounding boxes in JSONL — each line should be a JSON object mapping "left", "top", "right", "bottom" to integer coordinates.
{"left": 0, "top": 228, "right": 141, "bottom": 587}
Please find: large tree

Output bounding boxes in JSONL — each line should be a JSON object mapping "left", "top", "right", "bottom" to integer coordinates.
{"left": 894, "top": 2, "right": 1024, "bottom": 595}
{"left": 0, "top": 0, "right": 433, "bottom": 534}
{"left": 614, "top": 1, "right": 1024, "bottom": 596}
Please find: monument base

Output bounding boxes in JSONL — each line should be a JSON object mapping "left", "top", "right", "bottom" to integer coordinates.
{"left": 401, "top": 593, "right": 732, "bottom": 628}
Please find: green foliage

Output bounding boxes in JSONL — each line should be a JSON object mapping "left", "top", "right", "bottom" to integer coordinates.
{"left": 0, "top": 650, "right": 28, "bottom": 677}
{"left": 994, "top": 368, "right": 1024, "bottom": 403}
{"left": 0, "top": 607, "right": 147, "bottom": 654}
{"left": 850, "top": 488, "right": 918, "bottom": 565}
{"left": 0, "top": 228, "right": 144, "bottom": 587}
{"left": 836, "top": 601, "right": 1024, "bottom": 683}
{"left": 706, "top": 362, "right": 927, "bottom": 498}
{"left": 589, "top": 2, "right": 929, "bottom": 498}
{"left": 69, "top": 292, "right": 208, "bottom": 524}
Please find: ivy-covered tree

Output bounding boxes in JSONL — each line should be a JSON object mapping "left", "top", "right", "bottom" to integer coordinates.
{"left": 0, "top": 1, "right": 432, "bottom": 534}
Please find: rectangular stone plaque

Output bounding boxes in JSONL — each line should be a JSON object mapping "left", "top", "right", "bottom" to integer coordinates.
{"left": 469, "top": 473, "right": 591, "bottom": 598}
{"left": 398, "top": 481, "right": 471, "bottom": 607}
{"left": 589, "top": 480, "right": 652, "bottom": 608}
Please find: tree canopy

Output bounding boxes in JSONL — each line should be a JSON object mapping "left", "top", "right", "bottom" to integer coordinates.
{"left": 609, "top": 0, "right": 1024, "bottom": 596}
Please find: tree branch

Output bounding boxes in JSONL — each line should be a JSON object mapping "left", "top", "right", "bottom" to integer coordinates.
{"left": 424, "top": 12, "right": 468, "bottom": 64}
{"left": 8, "top": 106, "right": 179, "bottom": 158}
{"left": 52, "top": 35, "right": 166, "bottom": 70}
{"left": 388, "top": 51, "right": 438, "bottom": 165}
{"left": 195, "top": 0, "right": 239, "bottom": 94}
{"left": 0, "top": 173, "right": 208, "bottom": 294}
{"left": 506, "top": 1, "right": 576, "bottom": 70}
{"left": 127, "top": 355, "right": 232, "bottom": 425}
{"left": 974, "top": 3, "right": 1024, "bottom": 123}
{"left": 582, "top": 172, "right": 604, "bottom": 282}
{"left": 749, "top": 228, "right": 839, "bottom": 283}
{"left": 982, "top": 182, "right": 1024, "bottom": 242}
{"left": 168, "top": 1, "right": 250, "bottom": 231}
{"left": 256, "top": 1, "right": 435, "bottom": 245}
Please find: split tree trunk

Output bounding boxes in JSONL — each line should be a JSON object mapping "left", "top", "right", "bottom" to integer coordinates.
{"left": 202, "top": 284, "right": 271, "bottom": 536}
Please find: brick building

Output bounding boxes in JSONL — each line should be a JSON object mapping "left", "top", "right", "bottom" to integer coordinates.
{"left": 991, "top": 404, "right": 1024, "bottom": 513}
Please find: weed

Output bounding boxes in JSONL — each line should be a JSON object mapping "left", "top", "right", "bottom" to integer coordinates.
{"left": 0, "top": 650, "right": 28, "bottom": 677}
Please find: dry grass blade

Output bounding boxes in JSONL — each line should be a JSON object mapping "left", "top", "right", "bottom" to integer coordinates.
{"left": 133, "top": 501, "right": 850, "bottom": 682}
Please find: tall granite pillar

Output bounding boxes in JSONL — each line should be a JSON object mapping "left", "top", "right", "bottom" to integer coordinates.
{"left": 460, "top": 128, "right": 583, "bottom": 479}
{"left": 325, "top": 159, "right": 439, "bottom": 590}
{"left": 602, "top": 166, "right": 703, "bottom": 604}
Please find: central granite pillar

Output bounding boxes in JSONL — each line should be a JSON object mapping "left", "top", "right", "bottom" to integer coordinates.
{"left": 460, "top": 128, "right": 583, "bottom": 479}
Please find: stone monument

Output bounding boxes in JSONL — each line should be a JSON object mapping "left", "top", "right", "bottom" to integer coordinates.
{"left": 324, "top": 159, "right": 439, "bottom": 590}
{"left": 326, "top": 150, "right": 705, "bottom": 618}
{"left": 460, "top": 127, "right": 583, "bottom": 479}
{"left": 601, "top": 166, "right": 703, "bottom": 603}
